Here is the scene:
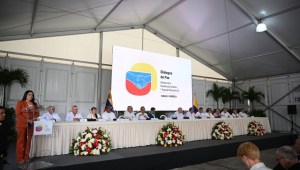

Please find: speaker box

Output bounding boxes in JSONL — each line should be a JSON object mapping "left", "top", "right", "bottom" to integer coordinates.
{"left": 287, "top": 105, "right": 297, "bottom": 115}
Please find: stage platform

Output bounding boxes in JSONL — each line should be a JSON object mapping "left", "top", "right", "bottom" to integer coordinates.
{"left": 5, "top": 133, "right": 297, "bottom": 170}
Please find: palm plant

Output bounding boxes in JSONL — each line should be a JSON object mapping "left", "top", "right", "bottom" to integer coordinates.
{"left": 241, "top": 86, "right": 265, "bottom": 110}
{"left": 221, "top": 87, "right": 241, "bottom": 109}
{"left": 206, "top": 82, "right": 225, "bottom": 108}
{"left": 0, "top": 66, "right": 29, "bottom": 107}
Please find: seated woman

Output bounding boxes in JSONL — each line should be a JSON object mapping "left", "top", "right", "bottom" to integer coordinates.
{"left": 40, "top": 105, "right": 61, "bottom": 122}
{"left": 202, "top": 108, "right": 215, "bottom": 119}
{"left": 86, "top": 107, "right": 101, "bottom": 120}
{"left": 213, "top": 108, "right": 221, "bottom": 118}
{"left": 124, "top": 106, "right": 135, "bottom": 120}
{"left": 135, "top": 106, "right": 149, "bottom": 120}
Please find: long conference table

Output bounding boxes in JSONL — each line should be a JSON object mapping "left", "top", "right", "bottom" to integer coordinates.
{"left": 30, "top": 117, "right": 271, "bottom": 157}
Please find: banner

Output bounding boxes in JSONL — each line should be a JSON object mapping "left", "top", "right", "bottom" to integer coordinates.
{"left": 33, "top": 121, "right": 53, "bottom": 135}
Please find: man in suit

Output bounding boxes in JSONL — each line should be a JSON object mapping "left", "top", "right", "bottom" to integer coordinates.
{"left": 147, "top": 107, "right": 156, "bottom": 118}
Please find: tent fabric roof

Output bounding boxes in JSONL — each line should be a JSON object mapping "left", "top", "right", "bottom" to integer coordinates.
{"left": 1, "top": 0, "right": 300, "bottom": 81}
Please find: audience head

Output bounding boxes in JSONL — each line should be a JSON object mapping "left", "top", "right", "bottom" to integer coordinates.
{"left": 105, "top": 106, "right": 111, "bottom": 113}
{"left": 295, "top": 137, "right": 300, "bottom": 154}
{"left": 48, "top": 106, "right": 55, "bottom": 114}
{"left": 237, "top": 142, "right": 261, "bottom": 169}
{"left": 71, "top": 105, "right": 78, "bottom": 114}
{"left": 276, "top": 146, "right": 298, "bottom": 169}
{"left": 127, "top": 106, "right": 133, "bottom": 112}
{"left": 177, "top": 107, "right": 183, "bottom": 113}
{"left": 140, "top": 106, "right": 145, "bottom": 113}
{"left": 22, "top": 90, "right": 35, "bottom": 103}
{"left": 0, "top": 106, "right": 5, "bottom": 121}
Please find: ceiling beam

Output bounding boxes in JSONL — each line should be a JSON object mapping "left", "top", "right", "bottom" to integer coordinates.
{"left": 95, "top": 0, "right": 124, "bottom": 31}
{"left": 145, "top": 0, "right": 186, "bottom": 25}
{"left": 145, "top": 25, "right": 231, "bottom": 80}
{"left": 232, "top": 0, "right": 300, "bottom": 63}
{"left": 30, "top": 0, "right": 39, "bottom": 36}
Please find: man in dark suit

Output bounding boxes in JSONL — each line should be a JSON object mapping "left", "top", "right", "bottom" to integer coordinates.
{"left": 147, "top": 107, "right": 156, "bottom": 118}
{"left": 0, "top": 106, "right": 8, "bottom": 170}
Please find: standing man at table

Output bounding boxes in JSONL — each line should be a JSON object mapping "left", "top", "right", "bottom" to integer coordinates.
{"left": 102, "top": 106, "right": 116, "bottom": 121}
{"left": 65, "top": 105, "right": 83, "bottom": 121}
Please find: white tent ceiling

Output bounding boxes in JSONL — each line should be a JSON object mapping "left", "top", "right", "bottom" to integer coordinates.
{"left": 1, "top": 0, "right": 300, "bottom": 81}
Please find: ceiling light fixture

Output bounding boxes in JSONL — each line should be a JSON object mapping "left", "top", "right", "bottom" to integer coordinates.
{"left": 256, "top": 20, "right": 267, "bottom": 32}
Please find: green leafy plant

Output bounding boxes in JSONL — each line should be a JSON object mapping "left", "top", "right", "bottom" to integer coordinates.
{"left": 0, "top": 66, "right": 29, "bottom": 107}
{"left": 206, "top": 82, "right": 226, "bottom": 108}
{"left": 241, "top": 86, "right": 265, "bottom": 110}
{"left": 249, "top": 109, "right": 266, "bottom": 117}
{"left": 221, "top": 87, "right": 241, "bottom": 109}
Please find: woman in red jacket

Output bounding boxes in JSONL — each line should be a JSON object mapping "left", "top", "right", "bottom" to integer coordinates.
{"left": 15, "top": 90, "right": 39, "bottom": 166}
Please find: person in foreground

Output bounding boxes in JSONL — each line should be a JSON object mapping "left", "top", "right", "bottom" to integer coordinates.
{"left": 102, "top": 106, "right": 116, "bottom": 121}
{"left": 0, "top": 106, "right": 8, "bottom": 170}
{"left": 276, "top": 146, "right": 300, "bottom": 170}
{"left": 65, "top": 105, "right": 83, "bottom": 121}
{"left": 237, "top": 142, "right": 271, "bottom": 170}
{"left": 40, "top": 105, "right": 61, "bottom": 121}
{"left": 86, "top": 107, "right": 100, "bottom": 120}
{"left": 15, "top": 90, "right": 40, "bottom": 168}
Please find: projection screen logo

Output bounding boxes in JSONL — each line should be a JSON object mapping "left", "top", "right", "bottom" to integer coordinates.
{"left": 126, "top": 63, "right": 157, "bottom": 96}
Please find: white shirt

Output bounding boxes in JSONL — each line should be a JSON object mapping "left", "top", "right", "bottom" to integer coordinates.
{"left": 195, "top": 111, "right": 204, "bottom": 118}
{"left": 202, "top": 112, "right": 215, "bottom": 119}
{"left": 172, "top": 112, "right": 184, "bottom": 119}
{"left": 232, "top": 113, "right": 240, "bottom": 118}
{"left": 136, "top": 112, "right": 149, "bottom": 120}
{"left": 124, "top": 111, "right": 135, "bottom": 120}
{"left": 40, "top": 112, "right": 61, "bottom": 121}
{"left": 239, "top": 112, "right": 248, "bottom": 118}
{"left": 65, "top": 112, "right": 83, "bottom": 121}
{"left": 185, "top": 112, "right": 195, "bottom": 119}
{"left": 102, "top": 111, "right": 116, "bottom": 121}
{"left": 250, "top": 162, "right": 271, "bottom": 170}
{"left": 86, "top": 113, "right": 101, "bottom": 119}
{"left": 221, "top": 111, "right": 232, "bottom": 118}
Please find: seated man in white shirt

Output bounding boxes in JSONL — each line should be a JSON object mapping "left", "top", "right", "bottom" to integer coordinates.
{"left": 231, "top": 109, "right": 240, "bottom": 118}
{"left": 172, "top": 107, "right": 184, "bottom": 119}
{"left": 124, "top": 105, "right": 135, "bottom": 120}
{"left": 135, "top": 106, "right": 149, "bottom": 120}
{"left": 239, "top": 108, "right": 249, "bottom": 118}
{"left": 185, "top": 107, "right": 196, "bottom": 119}
{"left": 102, "top": 106, "right": 116, "bottom": 121}
{"left": 65, "top": 105, "right": 84, "bottom": 121}
{"left": 203, "top": 108, "right": 215, "bottom": 119}
{"left": 40, "top": 105, "right": 61, "bottom": 122}
{"left": 221, "top": 108, "right": 232, "bottom": 118}
{"left": 195, "top": 107, "right": 205, "bottom": 118}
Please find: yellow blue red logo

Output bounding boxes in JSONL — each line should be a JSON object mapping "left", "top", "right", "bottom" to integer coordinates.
{"left": 126, "top": 63, "right": 157, "bottom": 95}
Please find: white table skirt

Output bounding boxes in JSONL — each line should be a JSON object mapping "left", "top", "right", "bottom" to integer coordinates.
{"left": 30, "top": 117, "right": 271, "bottom": 157}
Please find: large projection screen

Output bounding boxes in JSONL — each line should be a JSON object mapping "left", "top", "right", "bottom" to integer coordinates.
{"left": 111, "top": 46, "right": 192, "bottom": 111}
